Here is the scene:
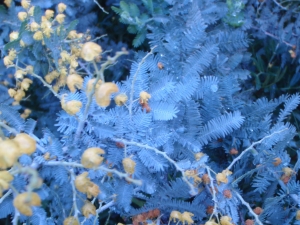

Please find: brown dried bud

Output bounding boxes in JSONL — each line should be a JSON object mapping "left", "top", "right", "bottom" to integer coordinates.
{"left": 253, "top": 207, "right": 263, "bottom": 215}
{"left": 223, "top": 189, "right": 232, "bottom": 198}
{"left": 157, "top": 62, "right": 164, "bottom": 69}
{"left": 206, "top": 206, "right": 214, "bottom": 214}
{"left": 273, "top": 157, "right": 282, "bottom": 166}
{"left": 202, "top": 174, "right": 210, "bottom": 184}
{"left": 296, "top": 210, "right": 300, "bottom": 220}
{"left": 229, "top": 148, "right": 238, "bottom": 155}
{"left": 245, "top": 219, "right": 254, "bottom": 225}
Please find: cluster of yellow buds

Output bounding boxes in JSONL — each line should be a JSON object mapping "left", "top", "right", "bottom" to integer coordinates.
{"left": 63, "top": 217, "right": 79, "bottom": 225}
{"left": 13, "top": 1, "right": 68, "bottom": 43}
{"left": 81, "top": 147, "right": 105, "bottom": 168}
{"left": 114, "top": 93, "right": 128, "bottom": 106}
{"left": 66, "top": 73, "right": 83, "bottom": 92}
{"left": 205, "top": 216, "right": 234, "bottom": 225}
{"left": 95, "top": 82, "right": 119, "bottom": 107}
{"left": 216, "top": 169, "right": 232, "bottom": 185}
{"left": 60, "top": 94, "right": 82, "bottom": 115}
{"left": 81, "top": 201, "right": 96, "bottom": 218}
{"left": 13, "top": 192, "right": 41, "bottom": 216}
{"left": 44, "top": 67, "right": 68, "bottom": 93}
{"left": 184, "top": 169, "right": 202, "bottom": 186}
{"left": 3, "top": 49, "right": 17, "bottom": 67}
{"left": 169, "top": 211, "right": 194, "bottom": 225}
{"left": 21, "top": 108, "right": 32, "bottom": 119}
{"left": 0, "top": 133, "right": 36, "bottom": 169}
{"left": 0, "top": 171, "right": 13, "bottom": 197}
{"left": 7, "top": 66, "right": 33, "bottom": 105}
{"left": 122, "top": 157, "right": 136, "bottom": 175}
{"left": 74, "top": 172, "right": 100, "bottom": 198}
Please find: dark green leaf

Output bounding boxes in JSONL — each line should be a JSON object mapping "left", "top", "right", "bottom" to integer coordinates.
{"left": 4, "top": 40, "right": 19, "bottom": 51}
{"left": 65, "top": 20, "right": 79, "bottom": 37}
{"left": 34, "top": 6, "right": 42, "bottom": 23}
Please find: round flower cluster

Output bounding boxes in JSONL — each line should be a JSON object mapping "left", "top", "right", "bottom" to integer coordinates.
{"left": 0, "top": 133, "right": 36, "bottom": 169}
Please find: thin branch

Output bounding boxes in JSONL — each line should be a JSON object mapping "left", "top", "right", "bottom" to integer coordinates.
{"left": 226, "top": 128, "right": 287, "bottom": 171}
{"left": 70, "top": 169, "right": 81, "bottom": 221}
{"left": 30, "top": 72, "right": 61, "bottom": 100}
{"left": 0, "top": 121, "right": 18, "bottom": 134}
{"left": 46, "top": 161, "right": 142, "bottom": 185}
{"left": 0, "top": 189, "right": 12, "bottom": 204}
{"left": 234, "top": 190, "right": 263, "bottom": 225}
{"left": 75, "top": 49, "right": 129, "bottom": 139}
{"left": 272, "top": 0, "right": 288, "bottom": 10}
{"left": 96, "top": 200, "right": 115, "bottom": 213}
{"left": 128, "top": 46, "right": 157, "bottom": 119}
{"left": 112, "top": 138, "right": 196, "bottom": 194}
{"left": 251, "top": 26, "right": 294, "bottom": 48}
{"left": 12, "top": 208, "right": 19, "bottom": 225}
{"left": 93, "top": 0, "right": 109, "bottom": 14}
{"left": 8, "top": 65, "right": 60, "bottom": 100}
{"left": 205, "top": 166, "right": 219, "bottom": 221}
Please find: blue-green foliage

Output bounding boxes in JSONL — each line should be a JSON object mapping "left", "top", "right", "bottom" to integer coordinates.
{"left": 1, "top": 0, "right": 300, "bottom": 225}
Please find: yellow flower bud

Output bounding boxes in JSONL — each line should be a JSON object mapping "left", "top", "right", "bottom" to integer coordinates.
{"left": 18, "top": 12, "right": 28, "bottom": 21}
{"left": 282, "top": 167, "right": 294, "bottom": 176}
{"left": 80, "top": 42, "right": 102, "bottom": 62}
{"left": 57, "top": 3, "right": 67, "bottom": 13}
{"left": 24, "top": 109, "right": 32, "bottom": 115}
{"left": 195, "top": 152, "right": 205, "bottom": 161}
{"left": 122, "top": 158, "right": 136, "bottom": 175}
{"left": 21, "top": 78, "right": 33, "bottom": 91}
{"left": 9, "top": 32, "right": 19, "bottom": 42}
{"left": 81, "top": 201, "right": 96, "bottom": 218}
{"left": 81, "top": 147, "right": 105, "bottom": 168}
{"left": 114, "top": 94, "right": 128, "bottom": 106}
{"left": 14, "top": 70, "right": 26, "bottom": 79}
{"left": 26, "top": 65, "right": 34, "bottom": 74}
{"left": 67, "top": 30, "right": 77, "bottom": 39}
{"left": 55, "top": 14, "right": 65, "bottom": 24}
{"left": 33, "top": 31, "right": 43, "bottom": 41}
{"left": 30, "top": 22, "right": 40, "bottom": 32}
{"left": 61, "top": 95, "right": 82, "bottom": 115}
{"left": 220, "top": 216, "right": 234, "bottom": 225}
{"left": 70, "top": 56, "right": 78, "bottom": 68}
{"left": 66, "top": 73, "right": 83, "bottom": 92}
{"left": 140, "top": 91, "right": 151, "bottom": 104}
{"left": 216, "top": 170, "right": 232, "bottom": 185}
{"left": 20, "top": 40, "right": 26, "bottom": 47}
{"left": 21, "top": 0, "right": 30, "bottom": 9}
{"left": 43, "top": 27, "right": 53, "bottom": 38}
{"left": 3, "top": 56, "right": 13, "bottom": 66}
{"left": 8, "top": 49, "right": 17, "bottom": 60}
{"left": 86, "top": 78, "right": 102, "bottom": 94}
{"left": 14, "top": 89, "right": 26, "bottom": 102}
{"left": 95, "top": 82, "right": 119, "bottom": 107}
{"left": 14, "top": 133, "right": 36, "bottom": 155}
{"left": 45, "top": 10, "right": 54, "bottom": 19}
{"left": 63, "top": 217, "right": 79, "bottom": 225}
{"left": 28, "top": 6, "right": 35, "bottom": 16}
{"left": 60, "top": 50, "right": 70, "bottom": 62}
{"left": 8, "top": 88, "right": 17, "bottom": 98}
{"left": 0, "top": 139, "right": 21, "bottom": 169}
{"left": 13, "top": 192, "right": 41, "bottom": 216}
{"left": 0, "top": 171, "right": 13, "bottom": 197}
{"left": 4, "top": 0, "right": 12, "bottom": 8}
